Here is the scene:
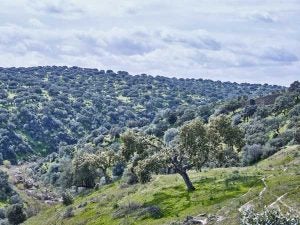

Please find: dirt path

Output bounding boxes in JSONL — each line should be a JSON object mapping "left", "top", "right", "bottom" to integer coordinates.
{"left": 238, "top": 177, "right": 267, "bottom": 213}
{"left": 268, "top": 185, "right": 300, "bottom": 213}
{"left": 259, "top": 177, "right": 267, "bottom": 198}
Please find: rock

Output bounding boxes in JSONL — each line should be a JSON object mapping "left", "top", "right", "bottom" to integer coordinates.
{"left": 13, "top": 174, "right": 24, "bottom": 184}
{"left": 90, "top": 197, "right": 99, "bottom": 203}
{"left": 44, "top": 200, "right": 57, "bottom": 205}
{"left": 78, "top": 202, "right": 87, "bottom": 208}
{"left": 24, "top": 179, "right": 34, "bottom": 189}
{"left": 183, "top": 215, "right": 207, "bottom": 225}
{"left": 77, "top": 187, "right": 87, "bottom": 194}
{"left": 33, "top": 182, "right": 39, "bottom": 188}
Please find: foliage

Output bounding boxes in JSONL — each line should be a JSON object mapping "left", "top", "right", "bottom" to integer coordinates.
{"left": 242, "top": 144, "right": 263, "bottom": 165}
{"left": 62, "top": 192, "right": 74, "bottom": 206}
{"left": 6, "top": 204, "right": 27, "bottom": 225}
{"left": 241, "top": 207, "right": 300, "bottom": 225}
{"left": 0, "top": 66, "right": 283, "bottom": 163}
{"left": 0, "top": 170, "right": 14, "bottom": 201}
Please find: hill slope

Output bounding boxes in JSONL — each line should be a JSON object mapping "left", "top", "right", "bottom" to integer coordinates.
{"left": 23, "top": 145, "right": 300, "bottom": 225}
{"left": 0, "top": 66, "right": 283, "bottom": 163}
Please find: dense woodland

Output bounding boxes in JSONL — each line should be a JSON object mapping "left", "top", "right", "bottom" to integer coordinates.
{"left": 0, "top": 67, "right": 300, "bottom": 225}
{"left": 0, "top": 66, "right": 282, "bottom": 164}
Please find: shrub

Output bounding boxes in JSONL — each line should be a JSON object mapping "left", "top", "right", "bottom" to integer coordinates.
{"left": 9, "top": 195, "right": 23, "bottom": 205}
{"left": 63, "top": 207, "right": 74, "bottom": 219}
{"left": 262, "top": 144, "right": 277, "bottom": 158}
{"left": 3, "top": 161, "right": 11, "bottom": 169}
{"left": 0, "top": 170, "right": 13, "bottom": 201}
{"left": 241, "top": 206, "right": 300, "bottom": 225}
{"left": 294, "top": 128, "right": 300, "bottom": 144}
{"left": 138, "top": 205, "right": 163, "bottom": 219}
{"left": 6, "top": 204, "right": 27, "bottom": 225}
{"left": 112, "top": 162, "right": 125, "bottom": 177}
{"left": 0, "top": 208, "right": 5, "bottom": 219}
{"left": 242, "top": 144, "right": 263, "bottom": 165}
{"left": 112, "top": 202, "right": 142, "bottom": 219}
{"left": 0, "top": 219, "right": 9, "bottom": 225}
{"left": 62, "top": 192, "right": 74, "bottom": 206}
{"left": 122, "top": 169, "right": 138, "bottom": 185}
{"left": 163, "top": 128, "right": 178, "bottom": 146}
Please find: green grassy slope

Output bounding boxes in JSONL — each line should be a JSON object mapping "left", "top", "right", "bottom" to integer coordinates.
{"left": 24, "top": 145, "right": 300, "bottom": 225}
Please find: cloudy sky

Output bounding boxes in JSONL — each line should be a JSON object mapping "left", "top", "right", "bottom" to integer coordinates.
{"left": 0, "top": 0, "right": 299, "bottom": 85}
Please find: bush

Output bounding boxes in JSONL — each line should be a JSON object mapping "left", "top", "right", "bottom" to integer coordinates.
{"left": 0, "top": 209, "right": 5, "bottom": 219}
{"left": 294, "top": 128, "right": 300, "bottom": 144}
{"left": 241, "top": 206, "right": 300, "bottom": 225}
{"left": 2, "top": 161, "right": 11, "bottom": 169}
{"left": 242, "top": 144, "right": 263, "bottom": 165}
{"left": 62, "top": 192, "right": 74, "bottom": 206}
{"left": 113, "top": 202, "right": 142, "bottom": 219}
{"left": 163, "top": 128, "right": 178, "bottom": 146}
{"left": 63, "top": 207, "right": 74, "bottom": 219}
{"left": 112, "top": 162, "right": 125, "bottom": 177}
{"left": 138, "top": 205, "right": 163, "bottom": 219}
{"left": 0, "top": 219, "right": 9, "bottom": 225}
{"left": 262, "top": 144, "right": 277, "bottom": 158}
{"left": 6, "top": 204, "right": 27, "bottom": 225}
{"left": 122, "top": 169, "right": 138, "bottom": 185}
{"left": 0, "top": 170, "right": 13, "bottom": 201}
{"left": 9, "top": 195, "right": 23, "bottom": 205}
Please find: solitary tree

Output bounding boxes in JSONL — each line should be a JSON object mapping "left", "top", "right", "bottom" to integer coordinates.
{"left": 121, "top": 119, "right": 221, "bottom": 191}
{"left": 162, "top": 119, "right": 220, "bottom": 191}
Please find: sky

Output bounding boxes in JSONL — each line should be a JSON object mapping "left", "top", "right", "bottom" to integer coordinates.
{"left": 0, "top": 0, "right": 299, "bottom": 86}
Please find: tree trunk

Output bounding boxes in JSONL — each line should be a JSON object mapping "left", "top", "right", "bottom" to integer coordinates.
{"left": 179, "top": 171, "right": 195, "bottom": 191}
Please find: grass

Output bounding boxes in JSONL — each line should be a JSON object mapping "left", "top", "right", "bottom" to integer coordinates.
{"left": 24, "top": 145, "right": 300, "bottom": 225}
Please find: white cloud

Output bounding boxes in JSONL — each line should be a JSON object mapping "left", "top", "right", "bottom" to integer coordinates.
{"left": 28, "top": 18, "right": 45, "bottom": 28}
{"left": 244, "top": 11, "right": 277, "bottom": 23}
{"left": 0, "top": 0, "right": 299, "bottom": 86}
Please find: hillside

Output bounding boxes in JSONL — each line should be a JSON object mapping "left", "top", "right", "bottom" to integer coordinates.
{"left": 23, "top": 145, "right": 300, "bottom": 225}
{"left": 0, "top": 66, "right": 283, "bottom": 164}
{"left": 0, "top": 67, "right": 299, "bottom": 225}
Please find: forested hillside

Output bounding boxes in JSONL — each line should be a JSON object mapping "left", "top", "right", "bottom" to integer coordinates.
{"left": 0, "top": 66, "right": 283, "bottom": 164}
{"left": 1, "top": 67, "right": 300, "bottom": 225}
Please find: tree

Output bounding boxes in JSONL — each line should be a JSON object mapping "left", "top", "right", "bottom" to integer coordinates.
{"left": 295, "top": 126, "right": 300, "bottom": 144}
{"left": 273, "top": 95, "right": 294, "bottom": 115}
{"left": 210, "top": 116, "right": 244, "bottom": 151}
{"left": 0, "top": 170, "right": 13, "bottom": 201}
{"left": 95, "top": 149, "right": 118, "bottom": 184}
{"left": 62, "top": 192, "right": 74, "bottom": 206}
{"left": 121, "top": 119, "right": 221, "bottom": 191}
{"left": 72, "top": 152, "right": 100, "bottom": 188}
{"left": 288, "top": 80, "right": 300, "bottom": 93}
{"left": 242, "top": 144, "right": 263, "bottom": 165}
{"left": 120, "top": 131, "right": 162, "bottom": 184}
{"left": 163, "top": 119, "right": 220, "bottom": 191}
